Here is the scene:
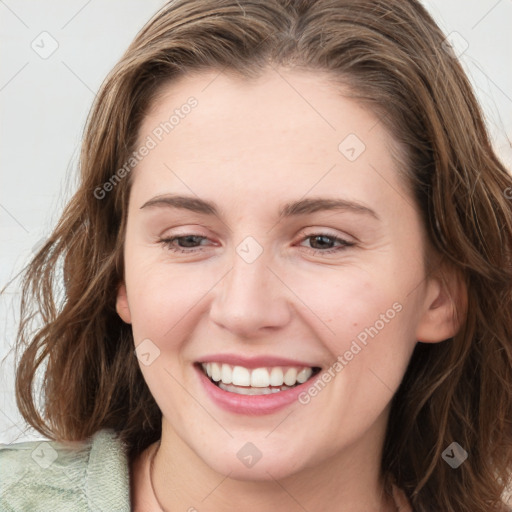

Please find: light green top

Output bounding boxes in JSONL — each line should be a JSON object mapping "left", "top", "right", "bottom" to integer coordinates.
{"left": 3, "top": 429, "right": 511, "bottom": 511}
{"left": 0, "top": 429, "right": 130, "bottom": 511}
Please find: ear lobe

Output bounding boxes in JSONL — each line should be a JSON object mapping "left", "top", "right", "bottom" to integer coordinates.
{"left": 415, "top": 269, "right": 467, "bottom": 344}
{"left": 116, "top": 282, "right": 132, "bottom": 324}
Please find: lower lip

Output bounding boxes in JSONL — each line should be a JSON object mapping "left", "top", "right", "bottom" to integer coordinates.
{"left": 195, "top": 365, "right": 317, "bottom": 415}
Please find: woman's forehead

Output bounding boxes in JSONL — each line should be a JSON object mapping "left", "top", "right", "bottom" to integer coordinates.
{"left": 131, "top": 68, "right": 408, "bottom": 209}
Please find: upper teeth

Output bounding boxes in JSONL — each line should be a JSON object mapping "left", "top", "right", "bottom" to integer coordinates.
{"left": 201, "top": 363, "right": 313, "bottom": 387}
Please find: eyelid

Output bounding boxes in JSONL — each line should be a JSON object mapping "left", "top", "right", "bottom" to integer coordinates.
{"left": 157, "top": 224, "right": 213, "bottom": 238}
{"left": 158, "top": 225, "right": 355, "bottom": 240}
{"left": 158, "top": 228, "right": 356, "bottom": 256}
{"left": 297, "top": 226, "right": 355, "bottom": 243}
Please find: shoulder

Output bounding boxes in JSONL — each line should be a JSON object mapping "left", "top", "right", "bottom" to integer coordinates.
{"left": 0, "top": 428, "right": 131, "bottom": 512}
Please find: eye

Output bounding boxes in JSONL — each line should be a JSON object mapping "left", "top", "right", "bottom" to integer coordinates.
{"left": 297, "top": 232, "right": 355, "bottom": 254}
{"left": 158, "top": 232, "right": 355, "bottom": 255}
{"left": 158, "top": 234, "right": 211, "bottom": 253}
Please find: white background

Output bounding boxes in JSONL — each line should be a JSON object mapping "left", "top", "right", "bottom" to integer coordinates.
{"left": 1, "top": 0, "right": 511, "bottom": 444}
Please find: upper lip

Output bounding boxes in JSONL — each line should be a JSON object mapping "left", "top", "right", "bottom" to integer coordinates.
{"left": 195, "top": 354, "right": 321, "bottom": 369}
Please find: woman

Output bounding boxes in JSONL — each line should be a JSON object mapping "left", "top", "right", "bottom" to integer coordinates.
{"left": 1, "top": 0, "right": 511, "bottom": 510}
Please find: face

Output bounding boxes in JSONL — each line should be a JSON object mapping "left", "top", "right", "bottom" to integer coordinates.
{"left": 116, "top": 68, "right": 454, "bottom": 481}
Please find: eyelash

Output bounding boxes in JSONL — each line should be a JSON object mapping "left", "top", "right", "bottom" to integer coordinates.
{"left": 158, "top": 232, "right": 355, "bottom": 255}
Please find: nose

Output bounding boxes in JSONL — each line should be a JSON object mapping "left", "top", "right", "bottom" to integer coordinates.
{"left": 208, "top": 247, "right": 292, "bottom": 339}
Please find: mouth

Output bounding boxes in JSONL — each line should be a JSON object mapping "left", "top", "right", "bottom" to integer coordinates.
{"left": 196, "top": 362, "right": 322, "bottom": 396}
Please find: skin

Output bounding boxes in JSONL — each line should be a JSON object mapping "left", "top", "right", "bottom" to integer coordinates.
{"left": 116, "top": 68, "right": 461, "bottom": 512}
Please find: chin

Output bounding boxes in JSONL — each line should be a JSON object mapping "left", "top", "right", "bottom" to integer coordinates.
{"left": 194, "top": 439, "right": 313, "bottom": 482}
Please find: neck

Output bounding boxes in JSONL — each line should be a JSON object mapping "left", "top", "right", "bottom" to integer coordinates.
{"left": 141, "top": 415, "right": 397, "bottom": 512}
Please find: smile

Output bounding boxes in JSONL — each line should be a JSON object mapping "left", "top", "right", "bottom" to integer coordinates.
{"left": 200, "top": 362, "right": 321, "bottom": 396}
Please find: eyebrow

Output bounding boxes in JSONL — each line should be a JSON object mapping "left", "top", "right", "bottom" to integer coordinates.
{"left": 140, "top": 194, "right": 380, "bottom": 221}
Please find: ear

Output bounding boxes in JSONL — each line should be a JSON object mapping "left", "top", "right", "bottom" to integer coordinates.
{"left": 415, "top": 265, "right": 467, "bottom": 343}
{"left": 116, "top": 282, "right": 132, "bottom": 324}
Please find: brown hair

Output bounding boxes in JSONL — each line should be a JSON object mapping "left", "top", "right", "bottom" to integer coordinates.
{"left": 9, "top": 0, "right": 512, "bottom": 510}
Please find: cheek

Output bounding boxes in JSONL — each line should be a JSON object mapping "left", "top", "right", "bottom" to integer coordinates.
{"left": 287, "top": 262, "right": 421, "bottom": 396}
{"left": 124, "top": 224, "right": 424, "bottom": 356}
{"left": 124, "top": 253, "right": 217, "bottom": 343}
{"left": 289, "top": 269, "right": 406, "bottom": 345}
{"left": 125, "top": 262, "right": 211, "bottom": 419}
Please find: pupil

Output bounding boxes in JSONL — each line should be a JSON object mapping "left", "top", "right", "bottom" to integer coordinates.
{"left": 180, "top": 235, "right": 200, "bottom": 247}
{"left": 312, "top": 235, "right": 332, "bottom": 249}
